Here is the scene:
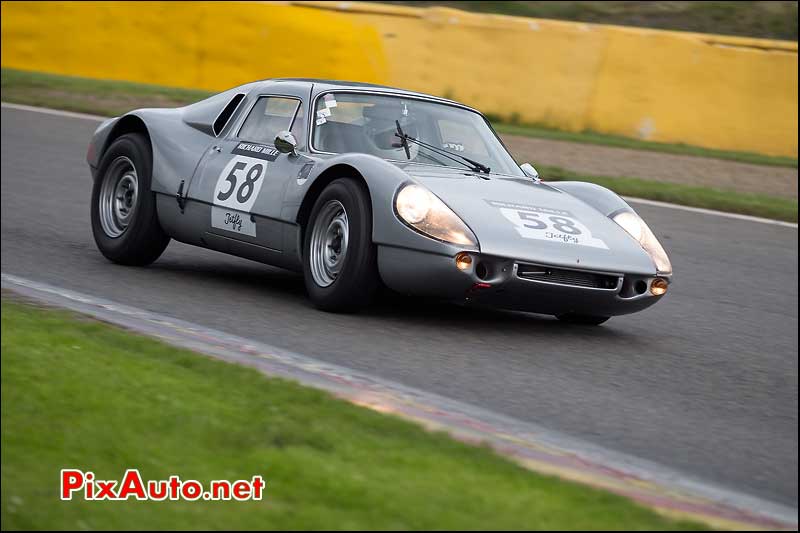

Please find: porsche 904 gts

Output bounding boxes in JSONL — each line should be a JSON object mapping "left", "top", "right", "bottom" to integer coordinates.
{"left": 87, "top": 79, "right": 672, "bottom": 324}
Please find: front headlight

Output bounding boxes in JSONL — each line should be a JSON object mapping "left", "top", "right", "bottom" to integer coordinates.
{"left": 612, "top": 211, "right": 672, "bottom": 274}
{"left": 395, "top": 184, "right": 477, "bottom": 247}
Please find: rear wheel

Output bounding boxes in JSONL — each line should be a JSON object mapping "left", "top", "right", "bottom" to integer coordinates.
{"left": 302, "top": 178, "right": 378, "bottom": 312}
{"left": 556, "top": 313, "right": 610, "bottom": 326}
{"left": 90, "top": 133, "right": 170, "bottom": 265}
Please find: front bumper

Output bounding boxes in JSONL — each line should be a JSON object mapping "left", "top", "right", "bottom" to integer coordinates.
{"left": 377, "top": 246, "right": 668, "bottom": 317}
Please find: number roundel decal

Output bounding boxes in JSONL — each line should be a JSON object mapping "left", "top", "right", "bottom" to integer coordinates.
{"left": 487, "top": 200, "right": 609, "bottom": 249}
{"left": 213, "top": 156, "right": 266, "bottom": 212}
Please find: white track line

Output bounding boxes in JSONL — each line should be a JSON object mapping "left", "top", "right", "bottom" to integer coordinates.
{"left": 3, "top": 101, "right": 796, "bottom": 228}
{"left": 625, "top": 196, "right": 797, "bottom": 228}
{"left": 1, "top": 101, "right": 105, "bottom": 122}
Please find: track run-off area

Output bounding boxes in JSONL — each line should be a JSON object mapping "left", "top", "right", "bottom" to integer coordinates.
{"left": 1, "top": 104, "right": 797, "bottom": 525}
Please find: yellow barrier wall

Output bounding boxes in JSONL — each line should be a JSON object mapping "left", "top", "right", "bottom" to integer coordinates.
{"left": 0, "top": 1, "right": 389, "bottom": 89}
{"left": 2, "top": 1, "right": 797, "bottom": 157}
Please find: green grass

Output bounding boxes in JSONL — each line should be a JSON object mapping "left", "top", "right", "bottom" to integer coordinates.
{"left": 3, "top": 67, "right": 795, "bottom": 168}
{"left": 494, "top": 122, "right": 797, "bottom": 169}
{"left": 540, "top": 165, "right": 798, "bottom": 222}
{"left": 0, "top": 299, "right": 704, "bottom": 530}
{"left": 1, "top": 67, "right": 214, "bottom": 118}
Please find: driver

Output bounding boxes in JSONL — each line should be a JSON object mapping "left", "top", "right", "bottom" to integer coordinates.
{"left": 362, "top": 102, "right": 419, "bottom": 160}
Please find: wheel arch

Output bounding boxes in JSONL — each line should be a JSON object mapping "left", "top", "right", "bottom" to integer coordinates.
{"left": 93, "top": 115, "right": 153, "bottom": 181}
{"left": 296, "top": 163, "right": 373, "bottom": 244}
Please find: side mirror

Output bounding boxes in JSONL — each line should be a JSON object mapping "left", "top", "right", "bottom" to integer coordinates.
{"left": 521, "top": 163, "right": 540, "bottom": 181}
{"left": 275, "top": 130, "right": 298, "bottom": 156}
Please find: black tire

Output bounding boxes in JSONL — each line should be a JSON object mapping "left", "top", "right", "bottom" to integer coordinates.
{"left": 90, "top": 133, "right": 170, "bottom": 266}
{"left": 302, "top": 178, "right": 379, "bottom": 312}
{"left": 556, "top": 313, "right": 610, "bottom": 326}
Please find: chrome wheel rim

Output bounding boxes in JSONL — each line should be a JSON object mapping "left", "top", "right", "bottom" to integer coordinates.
{"left": 99, "top": 156, "right": 139, "bottom": 238}
{"left": 309, "top": 200, "right": 349, "bottom": 287}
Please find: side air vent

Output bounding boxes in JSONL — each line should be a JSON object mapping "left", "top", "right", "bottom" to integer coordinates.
{"left": 212, "top": 93, "right": 245, "bottom": 136}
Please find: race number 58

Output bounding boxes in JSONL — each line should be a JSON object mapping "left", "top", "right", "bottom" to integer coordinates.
{"left": 517, "top": 211, "right": 582, "bottom": 235}
{"left": 213, "top": 156, "right": 266, "bottom": 212}
{"left": 500, "top": 207, "right": 608, "bottom": 249}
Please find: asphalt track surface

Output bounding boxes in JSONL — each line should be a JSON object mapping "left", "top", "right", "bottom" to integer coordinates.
{"left": 2, "top": 106, "right": 798, "bottom": 508}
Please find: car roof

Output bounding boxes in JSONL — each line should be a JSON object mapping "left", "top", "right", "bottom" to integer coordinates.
{"left": 270, "top": 78, "right": 399, "bottom": 90}
{"left": 261, "top": 78, "right": 477, "bottom": 112}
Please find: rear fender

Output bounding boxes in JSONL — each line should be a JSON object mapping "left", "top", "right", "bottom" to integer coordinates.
{"left": 88, "top": 108, "right": 216, "bottom": 197}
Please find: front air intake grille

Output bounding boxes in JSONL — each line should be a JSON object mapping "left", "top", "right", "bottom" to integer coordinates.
{"left": 516, "top": 264, "right": 620, "bottom": 290}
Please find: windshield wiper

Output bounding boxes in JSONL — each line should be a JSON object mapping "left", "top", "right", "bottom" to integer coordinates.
{"left": 394, "top": 120, "right": 412, "bottom": 159}
{"left": 394, "top": 121, "right": 491, "bottom": 174}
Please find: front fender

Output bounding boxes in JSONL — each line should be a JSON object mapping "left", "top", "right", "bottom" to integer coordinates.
{"left": 548, "top": 181, "right": 635, "bottom": 217}
{"left": 290, "top": 154, "right": 468, "bottom": 258}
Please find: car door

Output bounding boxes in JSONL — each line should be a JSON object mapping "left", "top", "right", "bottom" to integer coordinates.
{"left": 187, "top": 94, "right": 305, "bottom": 252}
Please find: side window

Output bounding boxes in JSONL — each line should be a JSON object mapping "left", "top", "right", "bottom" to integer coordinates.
{"left": 238, "top": 96, "right": 299, "bottom": 145}
{"left": 290, "top": 100, "right": 305, "bottom": 142}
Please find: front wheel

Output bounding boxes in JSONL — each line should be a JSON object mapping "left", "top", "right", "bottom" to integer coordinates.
{"left": 302, "top": 178, "right": 379, "bottom": 312}
{"left": 556, "top": 313, "right": 610, "bottom": 326}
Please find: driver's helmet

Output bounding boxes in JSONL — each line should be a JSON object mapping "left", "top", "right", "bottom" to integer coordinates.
{"left": 362, "top": 102, "right": 419, "bottom": 159}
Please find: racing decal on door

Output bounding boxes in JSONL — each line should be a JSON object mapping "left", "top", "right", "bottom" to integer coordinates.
{"left": 211, "top": 207, "right": 256, "bottom": 237}
{"left": 210, "top": 143, "right": 278, "bottom": 237}
{"left": 231, "top": 142, "right": 279, "bottom": 162}
{"left": 486, "top": 200, "right": 609, "bottom": 249}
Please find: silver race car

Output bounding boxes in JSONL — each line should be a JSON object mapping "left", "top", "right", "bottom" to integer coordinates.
{"left": 87, "top": 79, "right": 672, "bottom": 324}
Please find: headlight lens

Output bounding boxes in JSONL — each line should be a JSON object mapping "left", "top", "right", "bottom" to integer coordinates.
{"left": 395, "top": 184, "right": 477, "bottom": 246}
{"left": 612, "top": 211, "right": 672, "bottom": 274}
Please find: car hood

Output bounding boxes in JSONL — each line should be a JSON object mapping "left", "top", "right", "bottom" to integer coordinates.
{"left": 404, "top": 167, "right": 657, "bottom": 274}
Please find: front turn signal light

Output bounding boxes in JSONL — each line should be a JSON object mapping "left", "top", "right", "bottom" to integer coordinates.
{"left": 650, "top": 278, "right": 668, "bottom": 296}
{"left": 455, "top": 252, "right": 472, "bottom": 271}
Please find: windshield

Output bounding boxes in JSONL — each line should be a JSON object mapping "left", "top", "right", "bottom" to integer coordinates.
{"left": 311, "top": 92, "right": 523, "bottom": 176}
